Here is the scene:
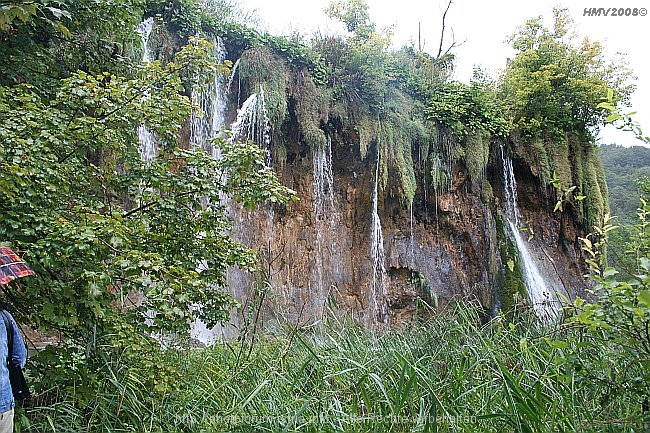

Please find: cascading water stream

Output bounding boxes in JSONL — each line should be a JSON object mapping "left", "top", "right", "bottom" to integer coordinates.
{"left": 312, "top": 134, "right": 337, "bottom": 311}
{"left": 227, "top": 58, "right": 241, "bottom": 107}
{"left": 501, "top": 146, "right": 561, "bottom": 324}
{"left": 190, "top": 38, "right": 228, "bottom": 157}
{"left": 313, "top": 135, "right": 335, "bottom": 221}
{"left": 135, "top": 17, "right": 157, "bottom": 163}
{"left": 230, "top": 87, "right": 272, "bottom": 163}
{"left": 409, "top": 204, "right": 414, "bottom": 266}
{"left": 370, "top": 154, "right": 389, "bottom": 324}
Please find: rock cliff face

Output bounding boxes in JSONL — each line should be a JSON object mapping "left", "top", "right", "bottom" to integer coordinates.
{"left": 220, "top": 117, "right": 588, "bottom": 332}
{"left": 180, "top": 39, "right": 596, "bottom": 338}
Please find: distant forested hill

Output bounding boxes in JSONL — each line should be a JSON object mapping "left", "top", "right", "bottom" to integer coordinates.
{"left": 600, "top": 144, "right": 650, "bottom": 222}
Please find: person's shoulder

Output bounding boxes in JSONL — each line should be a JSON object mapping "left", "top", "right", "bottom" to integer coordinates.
{"left": 0, "top": 310, "right": 14, "bottom": 323}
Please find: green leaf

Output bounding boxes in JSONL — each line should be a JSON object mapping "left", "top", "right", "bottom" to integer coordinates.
{"left": 45, "top": 7, "right": 71, "bottom": 19}
{"left": 639, "top": 290, "right": 650, "bottom": 308}
{"left": 640, "top": 257, "right": 650, "bottom": 272}
{"left": 55, "top": 22, "right": 71, "bottom": 37}
{"left": 605, "top": 113, "right": 623, "bottom": 123}
{"left": 546, "top": 339, "right": 569, "bottom": 349}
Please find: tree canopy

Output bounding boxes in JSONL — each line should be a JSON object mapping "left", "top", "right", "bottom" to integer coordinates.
{"left": 499, "top": 7, "right": 634, "bottom": 138}
{"left": 0, "top": 0, "right": 295, "bottom": 393}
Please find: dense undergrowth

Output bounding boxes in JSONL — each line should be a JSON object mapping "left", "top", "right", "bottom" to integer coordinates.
{"left": 17, "top": 300, "right": 649, "bottom": 433}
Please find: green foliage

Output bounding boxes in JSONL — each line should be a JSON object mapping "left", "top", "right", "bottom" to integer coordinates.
{"left": 464, "top": 128, "right": 490, "bottom": 182}
{"left": 0, "top": 1, "right": 296, "bottom": 410}
{"left": 426, "top": 127, "right": 462, "bottom": 194}
{"left": 325, "top": 0, "right": 374, "bottom": 34}
{"left": 5, "top": 4, "right": 644, "bottom": 432}
{"left": 514, "top": 136, "right": 550, "bottom": 185}
{"left": 573, "top": 213, "right": 650, "bottom": 411}
{"left": 573, "top": 144, "right": 609, "bottom": 228}
{"left": 425, "top": 81, "right": 508, "bottom": 137}
{"left": 566, "top": 108, "right": 650, "bottom": 418}
{"left": 339, "top": 29, "right": 394, "bottom": 113}
{"left": 199, "top": 0, "right": 258, "bottom": 25}
{"left": 481, "top": 178, "right": 494, "bottom": 203}
{"left": 598, "top": 88, "right": 650, "bottom": 144}
{"left": 0, "top": 3, "right": 38, "bottom": 31}
{"left": 377, "top": 119, "right": 416, "bottom": 205}
{"left": 290, "top": 72, "right": 331, "bottom": 149}
{"left": 598, "top": 96, "right": 650, "bottom": 226}
{"left": 217, "top": 22, "right": 329, "bottom": 85}
{"left": 1, "top": 0, "right": 145, "bottom": 87}
{"left": 180, "top": 0, "right": 261, "bottom": 39}
{"left": 429, "top": 154, "right": 448, "bottom": 193}
{"left": 1, "top": 39, "right": 294, "bottom": 338}
{"left": 318, "top": 1, "right": 398, "bottom": 114}
{"left": 393, "top": 46, "right": 453, "bottom": 94}
{"left": 599, "top": 143, "right": 650, "bottom": 269}
{"left": 500, "top": 7, "right": 634, "bottom": 138}
{"left": 496, "top": 217, "right": 526, "bottom": 315}
{"left": 212, "top": 2, "right": 622, "bottom": 220}
{"left": 600, "top": 145, "right": 650, "bottom": 210}
{"left": 143, "top": 1, "right": 329, "bottom": 85}
{"left": 515, "top": 130, "right": 607, "bottom": 231}
{"left": 146, "top": 0, "right": 202, "bottom": 41}
{"left": 550, "top": 171, "right": 586, "bottom": 213}
{"left": 0, "top": 1, "right": 71, "bottom": 33}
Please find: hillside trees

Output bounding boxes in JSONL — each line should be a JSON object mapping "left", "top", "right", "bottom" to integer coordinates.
{"left": 500, "top": 7, "right": 634, "bottom": 137}
{"left": 600, "top": 144, "right": 650, "bottom": 223}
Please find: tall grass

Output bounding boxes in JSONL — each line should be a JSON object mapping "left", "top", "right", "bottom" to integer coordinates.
{"left": 20, "top": 301, "right": 649, "bottom": 432}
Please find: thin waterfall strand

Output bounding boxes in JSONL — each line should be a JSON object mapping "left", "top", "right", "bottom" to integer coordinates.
{"left": 313, "top": 135, "right": 335, "bottom": 221}
{"left": 231, "top": 88, "right": 271, "bottom": 147}
{"left": 135, "top": 17, "right": 156, "bottom": 163}
{"left": 370, "top": 154, "right": 389, "bottom": 324}
{"left": 312, "top": 134, "right": 337, "bottom": 310}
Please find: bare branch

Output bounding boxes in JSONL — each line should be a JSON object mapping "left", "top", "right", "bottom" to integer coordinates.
{"left": 435, "top": 0, "right": 466, "bottom": 59}
{"left": 436, "top": 0, "right": 453, "bottom": 58}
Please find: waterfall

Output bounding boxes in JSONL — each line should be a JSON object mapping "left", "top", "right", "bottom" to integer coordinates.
{"left": 190, "top": 38, "right": 228, "bottom": 157}
{"left": 135, "top": 18, "right": 153, "bottom": 63}
{"left": 313, "top": 135, "right": 335, "bottom": 220}
{"left": 230, "top": 87, "right": 271, "bottom": 163}
{"left": 502, "top": 150, "right": 521, "bottom": 224}
{"left": 370, "top": 154, "right": 389, "bottom": 324}
{"left": 135, "top": 17, "right": 157, "bottom": 163}
{"left": 501, "top": 146, "right": 561, "bottom": 324}
{"left": 227, "top": 58, "right": 241, "bottom": 107}
{"left": 409, "top": 204, "right": 414, "bottom": 266}
{"left": 312, "top": 134, "right": 337, "bottom": 312}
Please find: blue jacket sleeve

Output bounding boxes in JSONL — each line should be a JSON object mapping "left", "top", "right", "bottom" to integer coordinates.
{"left": 4, "top": 311, "right": 27, "bottom": 369}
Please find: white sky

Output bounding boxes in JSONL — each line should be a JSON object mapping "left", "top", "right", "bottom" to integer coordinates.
{"left": 241, "top": 0, "right": 650, "bottom": 147}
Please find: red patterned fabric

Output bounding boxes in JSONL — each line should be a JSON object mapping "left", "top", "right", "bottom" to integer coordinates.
{"left": 0, "top": 247, "right": 35, "bottom": 285}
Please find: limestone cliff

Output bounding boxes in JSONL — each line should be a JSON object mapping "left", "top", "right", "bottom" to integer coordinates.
{"left": 220, "top": 124, "right": 590, "bottom": 332}
{"left": 179, "top": 33, "right": 602, "bottom": 336}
